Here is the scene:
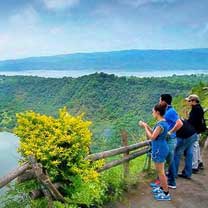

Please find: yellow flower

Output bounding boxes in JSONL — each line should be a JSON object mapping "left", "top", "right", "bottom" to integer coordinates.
{"left": 14, "top": 107, "right": 99, "bottom": 182}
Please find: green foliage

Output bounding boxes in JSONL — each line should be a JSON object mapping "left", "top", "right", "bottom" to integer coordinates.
{"left": 53, "top": 201, "right": 78, "bottom": 208}
{"left": 13, "top": 107, "right": 106, "bottom": 207}
{"left": 65, "top": 175, "right": 107, "bottom": 206}
{"left": 1, "top": 73, "right": 208, "bottom": 206}
{"left": 0, "top": 180, "right": 40, "bottom": 208}
{"left": 0, "top": 110, "right": 15, "bottom": 130}
{"left": 1, "top": 73, "right": 208, "bottom": 150}
{"left": 14, "top": 107, "right": 101, "bottom": 182}
{"left": 173, "top": 82, "right": 208, "bottom": 119}
{"left": 187, "top": 83, "right": 208, "bottom": 140}
{"left": 191, "top": 83, "right": 208, "bottom": 114}
{"left": 173, "top": 83, "right": 208, "bottom": 141}
{"left": 0, "top": 154, "right": 147, "bottom": 207}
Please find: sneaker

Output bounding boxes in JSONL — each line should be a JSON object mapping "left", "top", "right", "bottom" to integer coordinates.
{"left": 198, "top": 162, "right": 204, "bottom": 170}
{"left": 152, "top": 187, "right": 163, "bottom": 195}
{"left": 192, "top": 168, "right": 199, "bottom": 174}
{"left": 154, "top": 192, "right": 171, "bottom": 201}
{"left": 178, "top": 174, "right": 191, "bottom": 179}
{"left": 150, "top": 182, "right": 160, "bottom": 188}
{"left": 168, "top": 184, "right": 176, "bottom": 189}
{"left": 149, "top": 179, "right": 160, "bottom": 188}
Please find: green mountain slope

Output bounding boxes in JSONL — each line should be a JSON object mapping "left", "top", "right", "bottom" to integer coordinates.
{"left": 0, "top": 73, "right": 207, "bottom": 151}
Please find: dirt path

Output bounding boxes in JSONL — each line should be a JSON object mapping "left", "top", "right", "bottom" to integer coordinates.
{"left": 108, "top": 138, "right": 208, "bottom": 208}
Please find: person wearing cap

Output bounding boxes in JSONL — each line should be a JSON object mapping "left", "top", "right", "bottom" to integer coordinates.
{"left": 174, "top": 118, "right": 198, "bottom": 179}
{"left": 185, "top": 94, "right": 205, "bottom": 172}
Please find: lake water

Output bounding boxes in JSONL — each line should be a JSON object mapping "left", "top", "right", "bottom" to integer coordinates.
{"left": 0, "top": 132, "right": 20, "bottom": 194}
{"left": 0, "top": 69, "right": 208, "bottom": 78}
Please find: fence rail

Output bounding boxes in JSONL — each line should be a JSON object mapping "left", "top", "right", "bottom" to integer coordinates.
{"left": 86, "top": 132, "right": 151, "bottom": 172}
{"left": 86, "top": 140, "right": 151, "bottom": 161}
{"left": 0, "top": 130, "right": 151, "bottom": 205}
{"left": 0, "top": 162, "right": 30, "bottom": 189}
{"left": 98, "top": 147, "right": 150, "bottom": 172}
{"left": 0, "top": 131, "right": 151, "bottom": 188}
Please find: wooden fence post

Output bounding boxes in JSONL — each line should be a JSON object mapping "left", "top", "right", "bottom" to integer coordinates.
{"left": 121, "top": 130, "right": 129, "bottom": 187}
{"left": 147, "top": 152, "right": 152, "bottom": 170}
{"left": 146, "top": 136, "right": 151, "bottom": 170}
{"left": 28, "top": 156, "right": 66, "bottom": 203}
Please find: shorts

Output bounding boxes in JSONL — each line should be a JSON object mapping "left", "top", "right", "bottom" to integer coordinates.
{"left": 152, "top": 149, "right": 167, "bottom": 163}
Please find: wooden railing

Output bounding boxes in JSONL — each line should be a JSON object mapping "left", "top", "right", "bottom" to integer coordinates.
{"left": 0, "top": 134, "right": 151, "bottom": 182}
{"left": 87, "top": 132, "right": 151, "bottom": 173}
{"left": 0, "top": 131, "right": 151, "bottom": 207}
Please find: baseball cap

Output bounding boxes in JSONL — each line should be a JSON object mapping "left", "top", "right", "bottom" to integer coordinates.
{"left": 185, "top": 94, "right": 200, "bottom": 102}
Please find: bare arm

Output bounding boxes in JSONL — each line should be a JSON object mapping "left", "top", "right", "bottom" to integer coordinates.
{"left": 169, "top": 119, "right": 183, "bottom": 134}
{"left": 145, "top": 123, "right": 152, "bottom": 132}
{"left": 144, "top": 125, "right": 162, "bottom": 140}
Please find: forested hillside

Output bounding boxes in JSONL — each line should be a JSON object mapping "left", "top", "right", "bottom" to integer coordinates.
{"left": 0, "top": 73, "right": 208, "bottom": 151}
{"left": 173, "top": 83, "right": 208, "bottom": 120}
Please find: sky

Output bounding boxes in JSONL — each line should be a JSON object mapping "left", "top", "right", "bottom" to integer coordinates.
{"left": 0, "top": 0, "right": 208, "bottom": 60}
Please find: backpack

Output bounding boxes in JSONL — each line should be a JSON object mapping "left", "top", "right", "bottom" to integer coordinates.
{"left": 199, "top": 108, "right": 208, "bottom": 133}
{"left": 176, "top": 119, "right": 196, "bottom": 139}
{"left": 199, "top": 117, "right": 207, "bottom": 133}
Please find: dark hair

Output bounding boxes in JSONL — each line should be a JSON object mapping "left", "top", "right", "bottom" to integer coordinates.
{"left": 160, "top": 94, "right": 172, "bottom": 105}
{"left": 154, "top": 104, "right": 166, "bottom": 116}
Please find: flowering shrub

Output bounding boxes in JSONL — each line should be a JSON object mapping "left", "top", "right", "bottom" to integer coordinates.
{"left": 14, "top": 107, "right": 105, "bottom": 206}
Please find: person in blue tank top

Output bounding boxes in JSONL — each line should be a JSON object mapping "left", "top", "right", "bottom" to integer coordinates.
{"left": 139, "top": 104, "right": 171, "bottom": 201}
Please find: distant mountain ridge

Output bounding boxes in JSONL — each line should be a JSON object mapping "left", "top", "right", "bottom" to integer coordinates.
{"left": 0, "top": 48, "right": 208, "bottom": 71}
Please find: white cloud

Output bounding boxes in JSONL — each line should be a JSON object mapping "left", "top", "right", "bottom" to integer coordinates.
{"left": 43, "top": 0, "right": 80, "bottom": 11}
{"left": 0, "top": 6, "right": 45, "bottom": 60}
{"left": 118, "top": 0, "right": 176, "bottom": 7}
{"left": 0, "top": 3, "right": 79, "bottom": 61}
{"left": 9, "top": 6, "right": 39, "bottom": 31}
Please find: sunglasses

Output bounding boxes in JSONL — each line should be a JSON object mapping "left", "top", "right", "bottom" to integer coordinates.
{"left": 188, "top": 99, "right": 195, "bottom": 102}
